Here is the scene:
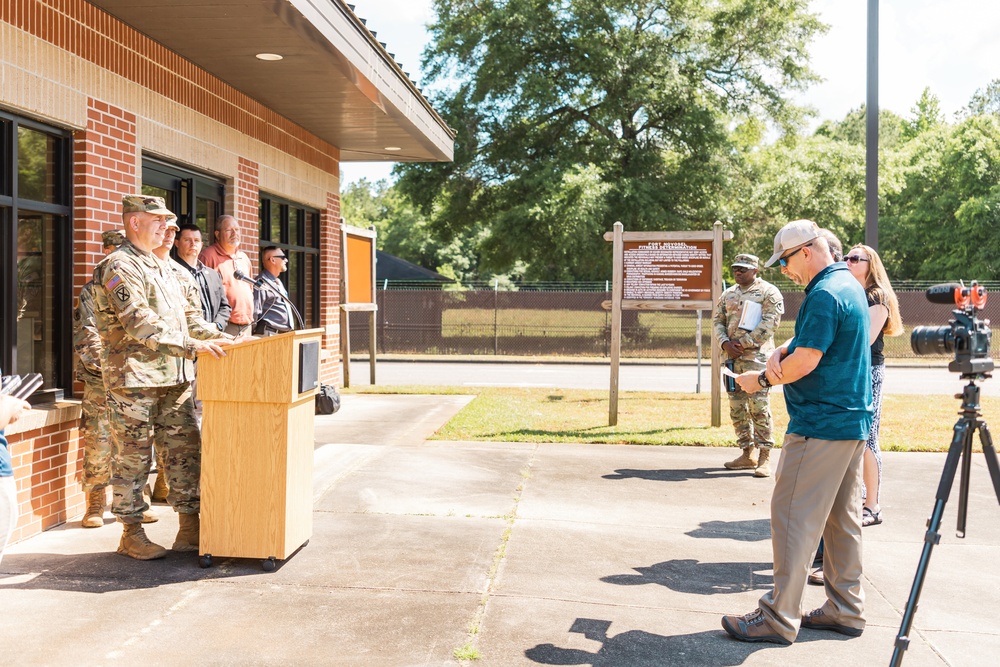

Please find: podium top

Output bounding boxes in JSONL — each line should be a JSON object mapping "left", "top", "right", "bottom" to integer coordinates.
{"left": 196, "top": 328, "right": 324, "bottom": 404}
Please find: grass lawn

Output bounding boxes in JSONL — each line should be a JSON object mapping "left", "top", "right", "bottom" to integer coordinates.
{"left": 346, "top": 385, "right": 992, "bottom": 453}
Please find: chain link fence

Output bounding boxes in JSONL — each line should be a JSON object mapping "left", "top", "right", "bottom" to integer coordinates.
{"left": 349, "top": 282, "right": 999, "bottom": 360}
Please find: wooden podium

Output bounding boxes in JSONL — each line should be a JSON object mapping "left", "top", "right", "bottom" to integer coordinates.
{"left": 196, "top": 328, "right": 323, "bottom": 570}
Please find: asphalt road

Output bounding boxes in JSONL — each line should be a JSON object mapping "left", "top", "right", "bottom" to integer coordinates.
{"left": 352, "top": 359, "right": 1000, "bottom": 397}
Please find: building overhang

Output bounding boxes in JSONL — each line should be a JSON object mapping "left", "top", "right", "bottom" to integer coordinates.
{"left": 88, "top": 0, "right": 454, "bottom": 164}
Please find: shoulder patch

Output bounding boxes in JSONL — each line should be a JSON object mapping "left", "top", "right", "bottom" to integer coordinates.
{"left": 105, "top": 273, "right": 132, "bottom": 304}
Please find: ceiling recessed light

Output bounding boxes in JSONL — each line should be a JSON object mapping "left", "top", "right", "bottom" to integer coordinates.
{"left": 255, "top": 53, "right": 283, "bottom": 61}
{"left": 384, "top": 146, "right": 401, "bottom": 151}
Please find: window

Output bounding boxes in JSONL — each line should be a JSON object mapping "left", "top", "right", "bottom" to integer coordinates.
{"left": 142, "top": 157, "right": 224, "bottom": 238}
{"left": 0, "top": 111, "right": 73, "bottom": 402}
{"left": 258, "top": 195, "right": 320, "bottom": 327}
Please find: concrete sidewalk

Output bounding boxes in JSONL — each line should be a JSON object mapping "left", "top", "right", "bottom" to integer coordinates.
{"left": 3, "top": 394, "right": 999, "bottom": 666}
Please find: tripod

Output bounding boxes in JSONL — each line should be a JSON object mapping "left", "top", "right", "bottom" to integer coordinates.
{"left": 891, "top": 378, "right": 1000, "bottom": 666}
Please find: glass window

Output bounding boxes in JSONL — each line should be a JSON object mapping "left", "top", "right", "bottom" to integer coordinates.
{"left": 17, "top": 125, "right": 63, "bottom": 203}
{"left": 142, "top": 158, "right": 224, "bottom": 237}
{"left": 258, "top": 194, "right": 320, "bottom": 328}
{"left": 1, "top": 111, "right": 72, "bottom": 401}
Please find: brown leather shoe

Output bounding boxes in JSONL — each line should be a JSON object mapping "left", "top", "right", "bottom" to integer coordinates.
{"left": 721, "top": 608, "right": 792, "bottom": 645}
{"left": 801, "top": 607, "right": 864, "bottom": 637}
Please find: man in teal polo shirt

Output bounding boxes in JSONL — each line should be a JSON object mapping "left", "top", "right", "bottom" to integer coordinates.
{"left": 722, "top": 219, "right": 873, "bottom": 646}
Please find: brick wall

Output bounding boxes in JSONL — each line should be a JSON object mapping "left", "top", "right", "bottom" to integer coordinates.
{"left": 320, "top": 192, "right": 342, "bottom": 385}
{"left": 72, "top": 98, "right": 138, "bottom": 293}
{"left": 6, "top": 411, "right": 86, "bottom": 544}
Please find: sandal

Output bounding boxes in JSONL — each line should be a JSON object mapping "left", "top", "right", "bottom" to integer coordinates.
{"left": 862, "top": 506, "right": 882, "bottom": 527}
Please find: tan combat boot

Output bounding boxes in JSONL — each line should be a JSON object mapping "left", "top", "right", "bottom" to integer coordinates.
{"left": 724, "top": 447, "right": 758, "bottom": 470}
{"left": 754, "top": 449, "right": 772, "bottom": 478}
{"left": 151, "top": 471, "right": 169, "bottom": 503}
{"left": 117, "top": 522, "right": 168, "bottom": 560}
{"left": 81, "top": 487, "right": 106, "bottom": 528}
{"left": 172, "top": 512, "right": 200, "bottom": 552}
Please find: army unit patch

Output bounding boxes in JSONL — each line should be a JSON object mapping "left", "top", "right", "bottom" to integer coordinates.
{"left": 114, "top": 285, "right": 131, "bottom": 303}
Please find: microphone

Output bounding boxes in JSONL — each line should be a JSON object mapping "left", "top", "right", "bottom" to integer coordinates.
{"left": 232, "top": 268, "right": 261, "bottom": 288}
{"left": 925, "top": 283, "right": 963, "bottom": 305}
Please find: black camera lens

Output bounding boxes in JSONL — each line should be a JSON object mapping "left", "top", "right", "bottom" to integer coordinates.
{"left": 911, "top": 325, "right": 954, "bottom": 356}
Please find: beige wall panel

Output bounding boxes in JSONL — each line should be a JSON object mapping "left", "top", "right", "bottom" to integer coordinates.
{"left": 1, "top": 25, "right": 339, "bottom": 204}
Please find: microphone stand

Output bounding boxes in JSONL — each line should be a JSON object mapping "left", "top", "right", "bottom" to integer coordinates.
{"left": 234, "top": 269, "right": 305, "bottom": 331}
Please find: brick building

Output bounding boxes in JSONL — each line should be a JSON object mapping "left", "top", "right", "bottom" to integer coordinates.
{"left": 0, "top": 0, "right": 453, "bottom": 543}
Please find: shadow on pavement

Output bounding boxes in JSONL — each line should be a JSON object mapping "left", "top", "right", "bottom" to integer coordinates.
{"left": 600, "top": 559, "right": 773, "bottom": 595}
{"left": 685, "top": 519, "right": 772, "bottom": 542}
{"left": 525, "top": 618, "right": 777, "bottom": 666}
{"left": 0, "top": 550, "right": 280, "bottom": 592}
{"left": 602, "top": 468, "right": 751, "bottom": 482}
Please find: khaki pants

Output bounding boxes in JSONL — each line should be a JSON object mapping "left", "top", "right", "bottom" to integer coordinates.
{"left": 758, "top": 433, "right": 866, "bottom": 641}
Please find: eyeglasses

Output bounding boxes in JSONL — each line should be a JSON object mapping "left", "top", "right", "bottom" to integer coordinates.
{"left": 845, "top": 255, "right": 870, "bottom": 265}
{"left": 778, "top": 242, "right": 813, "bottom": 267}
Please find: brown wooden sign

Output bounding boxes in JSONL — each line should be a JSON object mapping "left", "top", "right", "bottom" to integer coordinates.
{"left": 623, "top": 240, "right": 713, "bottom": 301}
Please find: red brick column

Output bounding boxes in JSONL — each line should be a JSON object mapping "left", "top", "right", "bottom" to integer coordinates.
{"left": 319, "top": 191, "right": 342, "bottom": 385}
{"left": 232, "top": 157, "right": 261, "bottom": 267}
{"left": 72, "top": 98, "right": 137, "bottom": 296}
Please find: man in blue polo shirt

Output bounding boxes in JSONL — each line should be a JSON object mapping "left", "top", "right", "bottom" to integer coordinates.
{"left": 722, "top": 219, "right": 873, "bottom": 646}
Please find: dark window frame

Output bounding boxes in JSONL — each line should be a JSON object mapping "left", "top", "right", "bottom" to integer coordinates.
{"left": 142, "top": 156, "right": 225, "bottom": 238}
{"left": 258, "top": 194, "right": 320, "bottom": 328}
{"left": 0, "top": 110, "right": 74, "bottom": 401}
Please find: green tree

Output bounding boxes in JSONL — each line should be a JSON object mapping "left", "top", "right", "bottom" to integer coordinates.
{"left": 880, "top": 114, "right": 1000, "bottom": 280}
{"left": 397, "top": 0, "right": 825, "bottom": 280}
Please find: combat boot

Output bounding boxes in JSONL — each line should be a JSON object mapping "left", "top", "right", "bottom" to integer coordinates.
{"left": 81, "top": 486, "right": 106, "bottom": 528}
{"left": 172, "top": 512, "right": 200, "bottom": 552}
{"left": 724, "top": 447, "right": 758, "bottom": 470}
{"left": 151, "top": 471, "right": 169, "bottom": 503}
{"left": 754, "top": 449, "right": 772, "bottom": 478}
{"left": 117, "top": 522, "right": 167, "bottom": 560}
{"left": 141, "top": 487, "right": 159, "bottom": 524}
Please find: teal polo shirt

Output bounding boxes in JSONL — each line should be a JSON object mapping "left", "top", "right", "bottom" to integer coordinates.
{"left": 784, "top": 263, "right": 873, "bottom": 441}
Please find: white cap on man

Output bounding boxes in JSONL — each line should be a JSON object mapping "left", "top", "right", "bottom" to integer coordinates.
{"left": 764, "top": 219, "right": 821, "bottom": 267}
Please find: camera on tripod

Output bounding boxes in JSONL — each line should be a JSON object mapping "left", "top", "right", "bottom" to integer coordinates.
{"left": 910, "top": 281, "right": 993, "bottom": 377}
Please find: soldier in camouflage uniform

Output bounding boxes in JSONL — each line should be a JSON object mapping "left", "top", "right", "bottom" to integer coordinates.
{"left": 73, "top": 230, "right": 166, "bottom": 527}
{"left": 93, "top": 195, "right": 234, "bottom": 560}
{"left": 713, "top": 253, "right": 784, "bottom": 477}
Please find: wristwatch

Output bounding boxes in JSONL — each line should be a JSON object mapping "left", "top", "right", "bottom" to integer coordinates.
{"left": 758, "top": 370, "right": 772, "bottom": 388}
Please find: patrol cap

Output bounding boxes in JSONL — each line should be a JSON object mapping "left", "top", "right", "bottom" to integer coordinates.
{"left": 165, "top": 214, "right": 180, "bottom": 231}
{"left": 764, "top": 219, "right": 821, "bottom": 267}
{"left": 101, "top": 230, "right": 125, "bottom": 247}
{"left": 122, "top": 194, "right": 173, "bottom": 216}
{"left": 731, "top": 254, "right": 759, "bottom": 270}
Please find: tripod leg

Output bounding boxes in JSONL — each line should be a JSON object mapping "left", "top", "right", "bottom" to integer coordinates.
{"left": 890, "top": 418, "right": 974, "bottom": 667}
{"left": 976, "top": 421, "right": 1000, "bottom": 505}
{"left": 957, "top": 422, "right": 975, "bottom": 538}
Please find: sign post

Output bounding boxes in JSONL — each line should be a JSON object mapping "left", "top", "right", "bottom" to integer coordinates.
{"left": 603, "top": 221, "right": 732, "bottom": 426}
{"left": 340, "top": 224, "right": 378, "bottom": 388}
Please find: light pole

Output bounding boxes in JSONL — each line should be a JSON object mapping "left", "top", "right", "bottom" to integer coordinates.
{"left": 865, "top": 0, "right": 879, "bottom": 250}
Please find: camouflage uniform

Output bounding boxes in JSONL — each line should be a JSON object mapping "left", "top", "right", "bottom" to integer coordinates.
{"left": 93, "top": 237, "right": 229, "bottom": 524}
{"left": 74, "top": 282, "right": 112, "bottom": 491}
{"left": 713, "top": 270, "right": 784, "bottom": 451}
{"left": 73, "top": 231, "right": 125, "bottom": 494}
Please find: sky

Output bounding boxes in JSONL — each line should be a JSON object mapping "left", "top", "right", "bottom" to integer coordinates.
{"left": 341, "top": 0, "right": 1000, "bottom": 187}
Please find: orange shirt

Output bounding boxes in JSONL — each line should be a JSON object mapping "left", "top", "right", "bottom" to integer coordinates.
{"left": 199, "top": 244, "right": 254, "bottom": 325}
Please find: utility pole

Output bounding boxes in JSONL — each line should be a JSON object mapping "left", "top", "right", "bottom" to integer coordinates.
{"left": 866, "top": 0, "right": 879, "bottom": 250}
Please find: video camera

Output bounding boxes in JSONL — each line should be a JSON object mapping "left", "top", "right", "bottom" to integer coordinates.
{"left": 911, "top": 281, "right": 993, "bottom": 377}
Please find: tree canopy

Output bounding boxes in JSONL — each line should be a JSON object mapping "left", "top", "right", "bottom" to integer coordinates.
{"left": 395, "top": 0, "right": 825, "bottom": 281}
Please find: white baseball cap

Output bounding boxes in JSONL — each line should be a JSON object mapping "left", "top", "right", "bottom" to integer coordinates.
{"left": 765, "top": 219, "right": 821, "bottom": 267}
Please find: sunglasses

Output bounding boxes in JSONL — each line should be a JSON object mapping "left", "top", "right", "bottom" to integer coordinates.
{"left": 732, "top": 266, "right": 752, "bottom": 273}
{"left": 845, "top": 255, "right": 870, "bottom": 265}
{"left": 778, "top": 242, "right": 813, "bottom": 267}
{"left": 270, "top": 255, "right": 287, "bottom": 260}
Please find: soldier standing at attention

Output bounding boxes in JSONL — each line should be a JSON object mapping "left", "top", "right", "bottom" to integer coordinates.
{"left": 93, "top": 195, "right": 233, "bottom": 560}
{"left": 713, "top": 254, "right": 784, "bottom": 477}
{"left": 74, "top": 230, "right": 160, "bottom": 527}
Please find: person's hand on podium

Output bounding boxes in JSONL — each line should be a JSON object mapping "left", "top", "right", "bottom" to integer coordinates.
{"left": 195, "top": 339, "right": 231, "bottom": 359}
{"left": 232, "top": 335, "right": 258, "bottom": 344}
